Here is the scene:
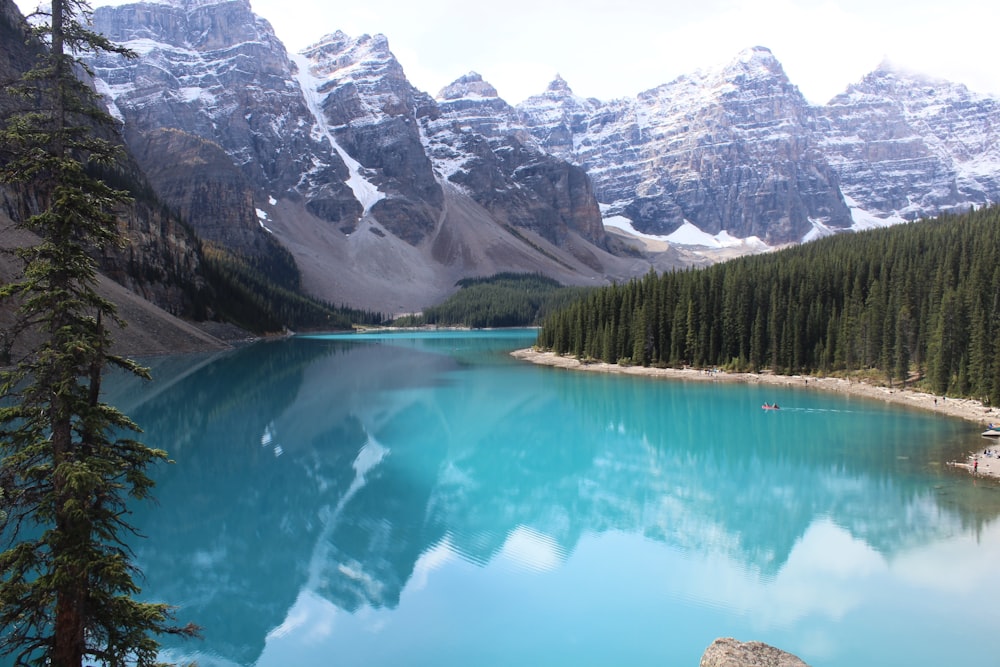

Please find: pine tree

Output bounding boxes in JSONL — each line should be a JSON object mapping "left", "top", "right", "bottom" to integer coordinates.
{"left": 0, "top": 1, "right": 197, "bottom": 664}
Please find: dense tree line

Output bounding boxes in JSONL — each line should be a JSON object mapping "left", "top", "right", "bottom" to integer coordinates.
{"left": 200, "top": 243, "right": 385, "bottom": 333}
{"left": 393, "top": 272, "right": 592, "bottom": 328}
{"left": 538, "top": 206, "right": 1000, "bottom": 404}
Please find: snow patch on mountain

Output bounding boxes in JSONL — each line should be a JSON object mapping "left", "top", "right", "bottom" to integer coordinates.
{"left": 801, "top": 218, "right": 838, "bottom": 243}
{"left": 290, "top": 52, "right": 384, "bottom": 213}
{"left": 604, "top": 215, "right": 768, "bottom": 250}
{"left": 420, "top": 124, "right": 472, "bottom": 184}
{"left": 92, "top": 77, "right": 124, "bottom": 123}
{"left": 177, "top": 86, "right": 215, "bottom": 105}
{"left": 255, "top": 208, "right": 274, "bottom": 234}
{"left": 844, "top": 195, "right": 908, "bottom": 231}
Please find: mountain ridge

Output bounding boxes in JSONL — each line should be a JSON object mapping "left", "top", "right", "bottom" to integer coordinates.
{"left": 513, "top": 46, "right": 1000, "bottom": 232}
{"left": 84, "top": 0, "right": 1000, "bottom": 313}
{"left": 85, "top": 0, "right": 688, "bottom": 317}
{"left": 9, "top": 0, "right": 1000, "bottom": 323}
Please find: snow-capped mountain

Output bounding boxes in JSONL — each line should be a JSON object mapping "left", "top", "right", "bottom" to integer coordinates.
{"left": 88, "top": 0, "right": 360, "bottom": 254}
{"left": 516, "top": 47, "right": 853, "bottom": 244}
{"left": 424, "top": 71, "right": 607, "bottom": 248}
{"left": 816, "top": 62, "right": 1000, "bottom": 222}
{"left": 290, "top": 30, "right": 443, "bottom": 242}
{"left": 85, "top": 0, "right": 656, "bottom": 314}
{"left": 514, "top": 48, "right": 1000, "bottom": 244}
{"left": 70, "top": 0, "right": 1000, "bottom": 313}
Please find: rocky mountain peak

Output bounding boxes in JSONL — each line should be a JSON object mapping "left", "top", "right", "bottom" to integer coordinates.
{"left": 437, "top": 72, "right": 499, "bottom": 100}
{"left": 423, "top": 76, "right": 607, "bottom": 251}
{"left": 514, "top": 74, "right": 599, "bottom": 158}
{"left": 843, "top": 61, "right": 974, "bottom": 103}
{"left": 294, "top": 29, "right": 443, "bottom": 241}
{"left": 95, "top": 0, "right": 271, "bottom": 53}
{"left": 304, "top": 31, "right": 394, "bottom": 68}
{"left": 88, "top": 0, "right": 361, "bottom": 246}
{"left": 299, "top": 30, "right": 418, "bottom": 121}
{"left": 693, "top": 45, "right": 804, "bottom": 110}
{"left": 546, "top": 74, "right": 573, "bottom": 96}
{"left": 724, "top": 46, "right": 786, "bottom": 81}
{"left": 818, "top": 57, "right": 1000, "bottom": 222}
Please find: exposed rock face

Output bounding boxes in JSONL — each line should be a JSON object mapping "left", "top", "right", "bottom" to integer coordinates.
{"left": 89, "top": 0, "right": 361, "bottom": 238}
{"left": 0, "top": 0, "right": 39, "bottom": 101}
{"left": 295, "top": 31, "right": 442, "bottom": 243}
{"left": 515, "top": 49, "right": 1000, "bottom": 243}
{"left": 517, "top": 47, "right": 853, "bottom": 244}
{"left": 700, "top": 638, "right": 810, "bottom": 667}
{"left": 0, "top": 0, "right": 210, "bottom": 319}
{"left": 80, "top": 1, "right": 623, "bottom": 315}
{"left": 0, "top": 0, "right": 43, "bottom": 219}
{"left": 86, "top": 1, "right": 610, "bottom": 267}
{"left": 427, "top": 72, "right": 607, "bottom": 250}
{"left": 126, "top": 127, "right": 263, "bottom": 254}
{"left": 815, "top": 62, "right": 1000, "bottom": 220}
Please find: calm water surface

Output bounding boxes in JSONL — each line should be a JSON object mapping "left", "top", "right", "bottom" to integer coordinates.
{"left": 102, "top": 330, "right": 1000, "bottom": 667}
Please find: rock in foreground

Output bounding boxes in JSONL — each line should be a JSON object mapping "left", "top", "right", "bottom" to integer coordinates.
{"left": 700, "top": 638, "right": 809, "bottom": 667}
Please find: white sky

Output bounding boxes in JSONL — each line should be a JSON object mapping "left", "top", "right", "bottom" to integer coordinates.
{"left": 14, "top": 0, "right": 1000, "bottom": 105}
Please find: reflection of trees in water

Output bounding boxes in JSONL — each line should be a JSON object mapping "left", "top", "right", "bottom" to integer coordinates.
{"left": 109, "top": 336, "right": 1000, "bottom": 665}
{"left": 542, "top": 370, "right": 998, "bottom": 568}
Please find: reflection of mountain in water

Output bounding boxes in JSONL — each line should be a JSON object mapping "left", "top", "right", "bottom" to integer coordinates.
{"left": 423, "top": 368, "right": 975, "bottom": 579}
{"left": 124, "top": 338, "right": 460, "bottom": 663}
{"left": 115, "top": 334, "right": 989, "bottom": 665}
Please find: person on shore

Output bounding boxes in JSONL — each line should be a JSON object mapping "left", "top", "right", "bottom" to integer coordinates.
{"left": 974, "top": 458, "right": 979, "bottom": 474}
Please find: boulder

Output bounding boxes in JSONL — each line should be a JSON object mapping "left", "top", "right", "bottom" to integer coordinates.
{"left": 700, "top": 637, "right": 809, "bottom": 667}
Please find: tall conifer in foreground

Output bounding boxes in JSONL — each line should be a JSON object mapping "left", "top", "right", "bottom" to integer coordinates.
{"left": 0, "top": 0, "right": 196, "bottom": 664}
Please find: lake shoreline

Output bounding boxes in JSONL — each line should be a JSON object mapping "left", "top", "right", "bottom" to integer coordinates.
{"left": 511, "top": 348, "right": 1000, "bottom": 479}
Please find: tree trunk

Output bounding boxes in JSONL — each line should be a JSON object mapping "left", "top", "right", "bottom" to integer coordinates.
{"left": 51, "top": 391, "right": 86, "bottom": 667}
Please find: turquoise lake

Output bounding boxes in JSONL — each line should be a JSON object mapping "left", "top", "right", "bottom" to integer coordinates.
{"left": 100, "top": 329, "right": 1000, "bottom": 667}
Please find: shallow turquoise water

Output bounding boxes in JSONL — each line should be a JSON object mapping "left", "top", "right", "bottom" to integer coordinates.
{"left": 102, "top": 330, "right": 1000, "bottom": 666}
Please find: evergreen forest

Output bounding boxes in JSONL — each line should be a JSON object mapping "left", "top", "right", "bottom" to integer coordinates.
{"left": 393, "top": 273, "right": 592, "bottom": 328}
{"left": 537, "top": 206, "right": 1000, "bottom": 405}
{"left": 200, "top": 242, "right": 385, "bottom": 333}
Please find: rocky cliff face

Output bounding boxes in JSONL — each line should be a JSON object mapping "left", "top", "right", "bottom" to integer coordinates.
{"left": 426, "top": 72, "right": 606, "bottom": 250}
{"left": 815, "top": 63, "right": 1000, "bottom": 221}
{"left": 126, "top": 127, "right": 262, "bottom": 253}
{"left": 514, "top": 48, "right": 1000, "bottom": 244}
{"left": 89, "top": 0, "right": 361, "bottom": 251}
{"left": 517, "top": 47, "right": 853, "bottom": 244}
{"left": 293, "top": 31, "right": 442, "bottom": 243}
{"left": 0, "top": 0, "right": 211, "bottom": 319}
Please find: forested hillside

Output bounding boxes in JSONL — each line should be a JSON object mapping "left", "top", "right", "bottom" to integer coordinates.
{"left": 199, "top": 243, "right": 385, "bottom": 333}
{"left": 537, "top": 206, "right": 1000, "bottom": 404}
{"left": 393, "top": 273, "right": 592, "bottom": 328}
